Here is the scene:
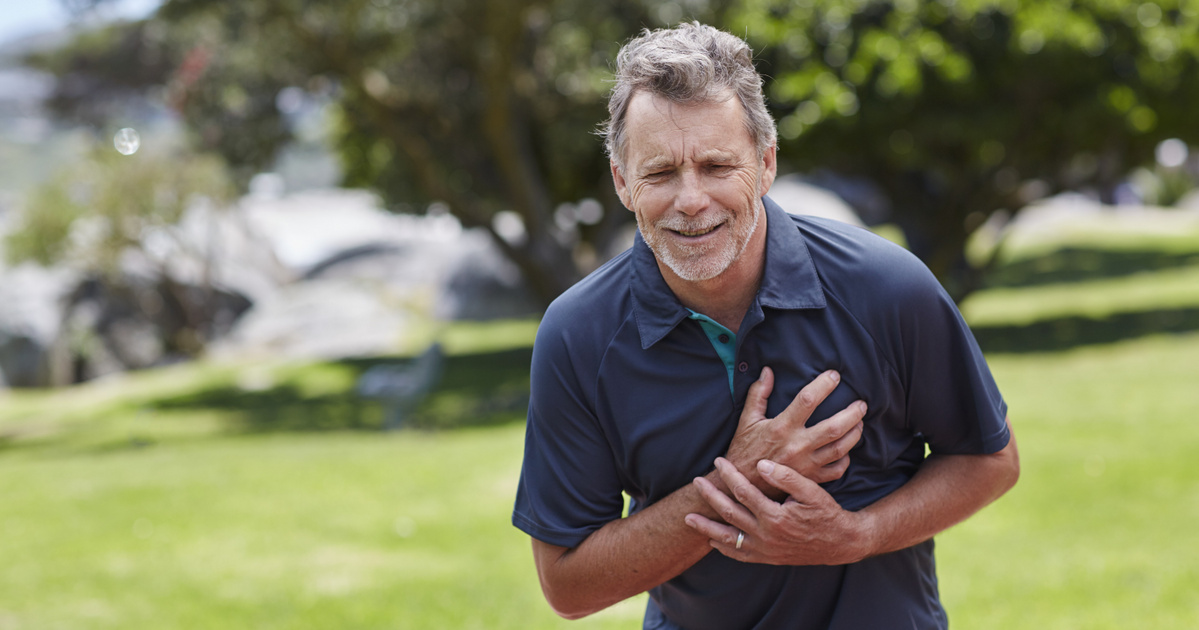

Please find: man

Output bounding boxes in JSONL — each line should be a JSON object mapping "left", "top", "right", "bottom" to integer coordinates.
{"left": 513, "top": 22, "right": 1018, "bottom": 629}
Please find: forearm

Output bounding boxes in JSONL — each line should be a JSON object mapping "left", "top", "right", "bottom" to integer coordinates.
{"left": 855, "top": 421, "right": 1019, "bottom": 560}
{"left": 533, "top": 475, "right": 722, "bottom": 619}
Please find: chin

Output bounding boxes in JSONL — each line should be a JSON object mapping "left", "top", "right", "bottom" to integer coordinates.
{"left": 663, "top": 252, "right": 735, "bottom": 283}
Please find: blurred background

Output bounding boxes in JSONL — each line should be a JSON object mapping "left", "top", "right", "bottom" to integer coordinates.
{"left": 0, "top": 0, "right": 1197, "bottom": 628}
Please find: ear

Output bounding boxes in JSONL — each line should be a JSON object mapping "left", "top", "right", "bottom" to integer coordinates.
{"left": 610, "top": 159, "right": 633, "bottom": 211}
{"left": 758, "top": 144, "right": 778, "bottom": 196}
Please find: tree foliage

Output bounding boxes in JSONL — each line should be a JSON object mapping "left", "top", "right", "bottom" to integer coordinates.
{"left": 32, "top": 0, "right": 735, "bottom": 305}
{"left": 35, "top": 0, "right": 1199, "bottom": 303}
{"left": 733, "top": 0, "right": 1199, "bottom": 297}
{"left": 5, "top": 144, "right": 242, "bottom": 362}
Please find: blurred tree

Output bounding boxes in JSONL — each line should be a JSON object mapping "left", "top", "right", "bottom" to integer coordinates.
{"left": 5, "top": 145, "right": 246, "bottom": 377}
{"left": 31, "top": 0, "right": 736, "bottom": 305}
{"left": 733, "top": 0, "right": 1199, "bottom": 298}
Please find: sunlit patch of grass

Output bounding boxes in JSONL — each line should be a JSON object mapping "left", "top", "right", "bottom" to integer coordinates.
{"left": 0, "top": 426, "right": 637, "bottom": 629}
{"left": 938, "top": 332, "right": 1199, "bottom": 629}
{"left": 439, "top": 317, "right": 540, "bottom": 355}
{"left": 960, "top": 264, "right": 1199, "bottom": 326}
{"left": 999, "top": 209, "right": 1199, "bottom": 263}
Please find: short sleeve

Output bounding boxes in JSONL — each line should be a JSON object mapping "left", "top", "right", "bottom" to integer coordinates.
{"left": 894, "top": 265, "right": 1010, "bottom": 455}
{"left": 511, "top": 308, "right": 626, "bottom": 548}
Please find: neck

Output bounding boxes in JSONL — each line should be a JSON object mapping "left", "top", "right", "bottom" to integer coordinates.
{"left": 659, "top": 205, "right": 768, "bottom": 333}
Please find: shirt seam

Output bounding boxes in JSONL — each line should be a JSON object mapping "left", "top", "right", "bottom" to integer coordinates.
{"left": 591, "top": 302, "right": 645, "bottom": 497}
{"left": 811, "top": 270, "right": 906, "bottom": 414}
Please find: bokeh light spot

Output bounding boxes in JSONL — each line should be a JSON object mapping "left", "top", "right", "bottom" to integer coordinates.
{"left": 114, "top": 128, "right": 141, "bottom": 155}
{"left": 1156, "top": 138, "right": 1188, "bottom": 169}
{"left": 1137, "top": 3, "right": 1162, "bottom": 27}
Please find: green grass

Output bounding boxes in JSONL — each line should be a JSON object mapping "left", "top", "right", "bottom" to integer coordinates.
{"left": 938, "top": 332, "right": 1199, "bottom": 629}
{"left": 960, "top": 264, "right": 1199, "bottom": 326}
{"left": 2, "top": 228, "right": 1199, "bottom": 627}
{"left": 0, "top": 426, "right": 647, "bottom": 629}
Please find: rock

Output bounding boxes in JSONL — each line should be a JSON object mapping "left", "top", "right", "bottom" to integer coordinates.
{"left": 208, "top": 278, "right": 416, "bottom": 361}
{"left": 0, "top": 264, "right": 76, "bottom": 387}
{"left": 211, "top": 189, "right": 540, "bottom": 360}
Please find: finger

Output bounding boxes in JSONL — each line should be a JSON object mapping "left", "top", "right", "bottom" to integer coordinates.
{"left": 757, "top": 459, "right": 829, "bottom": 505}
{"left": 811, "top": 415, "right": 865, "bottom": 466}
{"left": 780, "top": 370, "right": 841, "bottom": 428}
{"left": 692, "top": 472, "right": 757, "bottom": 531}
{"left": 713, "top": 457, "right": 778, "bottom": 519}
{"left": 736, "top": 367, "right": 774, "bottom": 431}
{"left": 683, "top": 512, "right": 742, "bottom": 549}
{"left": 807, "top": 454, "right": 851, "bottom": 484}
{"left": 806, "top": 400, "right": 867, "bottom": 451}
{"left": 708, "top": 531, "right": 751, "bottom": 559}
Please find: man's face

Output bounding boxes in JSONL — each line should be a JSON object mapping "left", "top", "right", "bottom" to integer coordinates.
{"left": 612, "top": 92, "right": 776, "bottom": 283}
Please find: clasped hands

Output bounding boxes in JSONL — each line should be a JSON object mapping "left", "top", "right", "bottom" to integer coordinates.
{"left": 683, "top": 367, "right": 874, "bottom": 566}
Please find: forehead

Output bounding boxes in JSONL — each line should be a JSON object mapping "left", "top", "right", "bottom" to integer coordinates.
{"left": 622, "top": 92, "right": 753, "bottom": 166}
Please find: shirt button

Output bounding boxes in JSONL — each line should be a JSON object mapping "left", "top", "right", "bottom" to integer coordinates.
{"left": 718, "top": 334, "right": 730, "bottom": 344}
{"left": 738, "top": 361, "right": 749, "bottom": 373}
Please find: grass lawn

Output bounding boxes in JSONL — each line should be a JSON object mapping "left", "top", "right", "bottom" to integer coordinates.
{"left": 1, "top": 218, "right": 1198, "bottom": 628}
{"left": 938, "top": 333, "right": 1199, "bottom": 629}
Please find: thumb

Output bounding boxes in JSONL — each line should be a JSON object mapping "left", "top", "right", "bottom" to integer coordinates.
{"left": 737, "top": 367, "right": 774, "bottom": 430}
{"left": 757, "top": 459, "right": 824, "bottom": 504}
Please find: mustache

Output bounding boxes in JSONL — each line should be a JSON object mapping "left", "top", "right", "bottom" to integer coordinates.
{"left": 652, "top": 213, "right": 730, "bottom": 233}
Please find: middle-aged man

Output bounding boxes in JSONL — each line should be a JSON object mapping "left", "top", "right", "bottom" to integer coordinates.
{"left": 513, "top": 22, "right": 1019, "bottom": 629}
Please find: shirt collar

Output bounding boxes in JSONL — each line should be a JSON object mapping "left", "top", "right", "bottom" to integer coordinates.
{"left": 629, "top": 195, "right": 827, "bottom": 349}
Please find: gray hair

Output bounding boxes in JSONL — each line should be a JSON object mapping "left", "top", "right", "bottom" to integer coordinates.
{"left": 603, "top": 22, "right": 777, "bottom": 168}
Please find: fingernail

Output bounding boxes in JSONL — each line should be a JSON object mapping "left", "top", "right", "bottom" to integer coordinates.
{"left": 827, "top": 370, "right": 840, "bottom": 383}
{"left": 684, "top": 515, "right": 698, "bottom": 528}
{"left": 758, "top": 460, "right": 775, "bottom": 476}
{"left": 856, "top": 400, "right": 867, "bottom": 413}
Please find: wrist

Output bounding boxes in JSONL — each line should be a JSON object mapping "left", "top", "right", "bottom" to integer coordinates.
{"left": 839, "top": 508, "right": 877, "bottom": 561}
{"left": 703, "top": 468, "right": 732, "bottom": 496}
{"left": 848, "top": 509, "right": 881, "bottom": 563}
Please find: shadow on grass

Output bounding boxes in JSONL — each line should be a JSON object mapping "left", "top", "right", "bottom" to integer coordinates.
{"left": 986, "top": 247, "right": 1199, "bottom": 289}
{"left": 152, "top": 347, "right": 533, "bottom": 432}
{"left": 973, "top": 306, "right": 1199, "bottom": 353}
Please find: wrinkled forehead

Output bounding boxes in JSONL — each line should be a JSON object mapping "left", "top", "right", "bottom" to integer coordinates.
{"left": 622, "top": 92, "right": 753, "bottom": 167}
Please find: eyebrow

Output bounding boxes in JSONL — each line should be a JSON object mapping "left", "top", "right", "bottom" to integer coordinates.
{"left": 636, "top": 150, "right": 740, "bottom": 175}
{"left": 637, "top": 157, "right": 677, "bottom": 174}
{"left": 695, "top": 149, "right": 739, "bottom": 163}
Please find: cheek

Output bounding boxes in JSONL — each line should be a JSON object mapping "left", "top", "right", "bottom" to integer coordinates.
{"left": 629, "top": 183, "right": 667, "bottom": 216}
{"left": 735, "top": 171, "right": 762, "bottom": 196}
{"left": 711, "top": 174, "right": 761, "bottom": 207}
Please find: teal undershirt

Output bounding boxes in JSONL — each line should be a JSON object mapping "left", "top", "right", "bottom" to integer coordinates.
{"left": 686, "top": 309, "right": 737, "bottom": 396}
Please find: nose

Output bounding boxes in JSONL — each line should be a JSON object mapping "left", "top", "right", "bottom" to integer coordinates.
{"left": 673, "top": 169, "right": 710, "bottom": 216}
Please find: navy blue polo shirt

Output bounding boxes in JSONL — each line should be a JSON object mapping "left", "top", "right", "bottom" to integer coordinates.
{"left": 513, "top": 196, "right": 1009, "bottom": 630}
